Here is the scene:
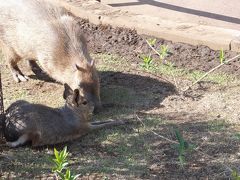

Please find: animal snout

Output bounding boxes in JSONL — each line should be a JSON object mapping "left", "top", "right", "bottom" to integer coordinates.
{"left": 84, "top": 93, "right": 101, "bottom": 113}
{"left": 90, "top": 101, "right": 102, "bottom": 114}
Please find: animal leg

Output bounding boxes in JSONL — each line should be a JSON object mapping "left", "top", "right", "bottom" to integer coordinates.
{"left": 89, "top": 120, "right": 125, "bottom": 130}
{"left": 6, "top": 50, "right": 28, "bottom": 82}
{"left": 8, "top": 60, "right": 29, "bottom": 82}
{"left": 6, "top": 134, "right": 29, "bottom": 148}
{"left": 30, "top": 131, "right": 41, "bottom": 147}
{"left": 27, "top": 60, "right": 43, "bottom": 75}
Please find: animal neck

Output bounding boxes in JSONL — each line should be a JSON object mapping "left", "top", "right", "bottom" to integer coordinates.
{"left": 59, "top": 104, "right": 90, "bottom": 124}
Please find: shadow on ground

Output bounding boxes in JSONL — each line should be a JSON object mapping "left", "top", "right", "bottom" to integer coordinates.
{"left": 1, "top": 112, "right": 239, "bottom": 179}
{"left": 26, "top": 65, "right": 177, "bottom": 113}
{"left": 99, "top": 70, "right": 176, "bottom": 113}
{"left": 63, "top": 111, "right": 240, "bottom": 179}
{"left": 1, "top": 58, "right": 240, "bottom": 179}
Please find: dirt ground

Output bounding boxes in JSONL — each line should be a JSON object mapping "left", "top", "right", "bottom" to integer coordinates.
{"left": 0, "top": 17, "right": 240, "bottom": 179}
{"left": 77, "top": 18, "right": 240, "bottom": 76}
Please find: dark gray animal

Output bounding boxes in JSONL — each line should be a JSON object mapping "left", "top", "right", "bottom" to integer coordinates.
{"left": 4, "top": 84, "right": 123, "bottom": 147}
{"left": 0, "top": 0, "right": 101, "bottom": 111}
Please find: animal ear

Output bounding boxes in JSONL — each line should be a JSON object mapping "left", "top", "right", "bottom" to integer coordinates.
{"left": 75, "top": 64, "right": 85, "bottom": 72}
{"left": 90, "top": 60, "right": 95, "bottom": 67}
{"left": 72, "top": 89, "right": 80, "bottom": 106}
{"left": 63, "top": 83, "right": 73, "bottom": 99}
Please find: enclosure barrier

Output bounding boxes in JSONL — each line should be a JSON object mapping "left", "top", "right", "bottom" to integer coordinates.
{"left": 0, "top": 67, "right": 5, "bottom": 139}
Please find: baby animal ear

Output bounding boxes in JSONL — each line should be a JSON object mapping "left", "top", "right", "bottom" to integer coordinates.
{"left": 72, "top": 89, "right": 80, "bottom": 106}
{"left": 63, "top": 83, "right": 73, "bottom": 99}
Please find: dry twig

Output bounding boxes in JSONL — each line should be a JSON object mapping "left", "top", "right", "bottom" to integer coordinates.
{"left": 145, "top": 39, "right": 179, "bottom": 89}
{"left": 182, "top": 54, "right": 240, "bottom": 92}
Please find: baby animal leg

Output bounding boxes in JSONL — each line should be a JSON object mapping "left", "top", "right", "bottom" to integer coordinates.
{"left": 30, "top": 132, "right": 41, "bottom": 147}
{"left": 6, "top": 134, "right": 29, "bottom": 148}
{"left": 89, "top": 120, "right": 125, "bottom": 130}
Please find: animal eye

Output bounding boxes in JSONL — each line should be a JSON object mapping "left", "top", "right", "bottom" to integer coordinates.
{"left": 82, "top": 101, "right": 87, "bottom": 105}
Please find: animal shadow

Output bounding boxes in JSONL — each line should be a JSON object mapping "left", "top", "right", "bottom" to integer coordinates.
{"left": 99, "top": 71, "right": 176, "bottom": 113}
{"left": 27, "top": 60, "right": 58, "bottom": 84}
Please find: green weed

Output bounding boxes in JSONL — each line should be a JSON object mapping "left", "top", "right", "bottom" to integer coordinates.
{"left": 208, "top": 120, "right": 228, "bottom": 132}
{"left": 146, "top": 38, "right": 169, "bottom": 61}
{"left": 159, "top": 45, "right": 169, "bottom": 60}
{"left": 141, "top": 55, "right": 153, "bottom": 70}
{"left": 147, "top": 38, "right": 156, "bottom": 46}
{"left": 219, "top": 48, "right": 225, "bottom": 64}
{"left": 51, "top": 147, "right": 80, "bottom": 180}
{"left": 174, "top": 129, "right": 195, "bottom": 167}
{"left": 232, "top": 169, "right": 240, "bottom": 180}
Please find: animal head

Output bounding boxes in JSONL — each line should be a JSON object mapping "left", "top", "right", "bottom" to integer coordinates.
{"left": 72, "top": 60, "right": 101, "bottom": 113}
{"left": 63, "top": 32, "right": 101, "bottom": 113}
{"left": 63, "top": 83, "right": 94, "bottom": 120}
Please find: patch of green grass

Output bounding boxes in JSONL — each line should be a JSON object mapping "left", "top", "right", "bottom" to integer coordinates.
{"left": 69, "top": 114, "right": 165, "bottom": 177}
{"left": 140, "top": 115, "right": 164, "bottom": 129}
{"left": 75, "top": 154, "right": 148, "bottom": 176}
{"left": 94, "top": 53, "right": 235, "bottom": 85}
{"left": 208, "top": 120, "right": 229, "bottom": 132}
{"left": 232, "top": 133, "right": 240, "bottom": 140}
{"left": 2, "top": 52, "right": 240, "bottom": 179}
{"left": 97, "top": 85, "right": 137, "bottom": 120}
{"left": 3, "top": 86, "right": 64, "bottom": 108}
{"left": 94, "top": 107, "right": 134, "bottom": 122}
{"left": 92, "top": 54, "right": 129, "bottom": 72}
{"left": 152, "top": 63, "right": 185, "bottom": 76}
{"left": 2, "top": 148, "right": 51, "bottom": 177}
{"left": 101, "top": 86, "right": 136, "bottom": 105}
{"left": 188, "top": 70, "right": 235, "bottom": 85}
{"left": 3, "top": 89, "right": 29, "bottom": 107}
{"left": 152, "top": 63, "right": 235, "bottom": 85}
{"left": 3, "top": 88, "right": 44, "bottom": 108}
{"left": 73, "top": 128, "right": 151, "bottom": 176}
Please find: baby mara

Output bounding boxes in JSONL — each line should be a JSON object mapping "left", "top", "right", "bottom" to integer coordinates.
{"left": 4, "top": 84, "right": 123, "bottom": 147}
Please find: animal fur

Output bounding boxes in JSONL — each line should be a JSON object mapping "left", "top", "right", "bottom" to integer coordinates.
{"left": 0, "top": 0, "right": 101, "bottom": 110}
{"left": 4, "top": 84, "right": 123, "bottom": 147}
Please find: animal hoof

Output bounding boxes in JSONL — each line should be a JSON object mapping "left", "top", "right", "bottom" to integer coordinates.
{"left": 18, "top": 75, "right": 29, "bottom": 82}
{"left": 13, "top": 74, "right": 20, "bottom": 83}
{"left": 13, "top": 74, "right": 29, "bottom": 82}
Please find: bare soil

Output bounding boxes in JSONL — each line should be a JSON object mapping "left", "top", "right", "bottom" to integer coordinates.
{"left": 77, "top": 18, "right": 240, "bottom": 76}
{"left": 0, "top": 17, "right": 240, "bottom": 179}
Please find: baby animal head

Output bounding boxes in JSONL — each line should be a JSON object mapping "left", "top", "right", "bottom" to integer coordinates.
{"left": 63, "top": 83, "right": 94, "bottom": 119}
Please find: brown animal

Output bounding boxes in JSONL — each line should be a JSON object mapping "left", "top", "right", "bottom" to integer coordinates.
{"left": 4, "top": 84, "right": 123, "bottom": 147}
{"left": 0, "top": 0, "right": 101, "bottom": 111}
